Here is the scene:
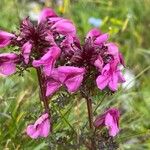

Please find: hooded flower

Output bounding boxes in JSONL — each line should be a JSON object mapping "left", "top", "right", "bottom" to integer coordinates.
{"left": 94, "top": 108, "right": 120, "bottom": 137}
{"left": 26, "top": 113, "right": 50, "bottom": 139}
{"left": 46, "top": 66, "right": 85, "bottom": 96}
{"left": 0, "top": 30, "right": 15, "bottom": 48}
{"left": 51, "top": 19, "right": 76, "bottom": 36}
{"left": 96, "top": 60, "right": 125, "bottom": 91}
{"left": 86, "top": 28, "right": 109, "bottom": 45}
{"left": 106, "top": 43, "right": 124, "bottom": 65}
{"left": 32, "top": 46, "right": 61, "bottom": 76}
{"left": 0, "top": 53, "right": 18, "bottom": 76}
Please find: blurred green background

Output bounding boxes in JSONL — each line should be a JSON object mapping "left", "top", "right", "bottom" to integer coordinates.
{"left": 0, "top": 0, "right": 150, "bottom": 149}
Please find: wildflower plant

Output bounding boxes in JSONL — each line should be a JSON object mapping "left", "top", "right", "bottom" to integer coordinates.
{"left": 0, "top": 8, "right": 125, "bottom": 149}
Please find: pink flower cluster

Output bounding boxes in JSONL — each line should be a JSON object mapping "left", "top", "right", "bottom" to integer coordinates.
{"left": 0, "top": 8, "right": 125, "bottom": 138}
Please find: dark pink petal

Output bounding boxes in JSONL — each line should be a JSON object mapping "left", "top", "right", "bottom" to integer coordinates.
{"left": 26, "top": 113, "right": 50, "bottom": 139}
{"left": 34, "top": 113, "right": 49, "bottom": 126}
{"left": 106, "top": 43, "right": 119, "bottom": 59}
{"left": 22, "top": 41, "right": 32, "bottom": 64}
{"left": 108, "top": 72, "right": 118, "bottom": 91}
{"left": 0, "top": 62, "right": 16, "bottom": 76}
{"left": 32, "top": 46, "right": 61, "bottom": 76}
{"left": 38, "top": 8, "right": 57, "bottom": 24}
{"left": 0, "top": 53, "right": 18, "bottom": 59}
{"left": 94, "top": 55, "right": 104, "bottom": 71}
{"left": 26, "top": 125, "right": 40, "bottom": 139}
{"left": 101, "top": 63, "right": 110, "bottom": 75}
{"left": 57, "top": 66, "right": 85, "bottom": 83}
{"left": 0, "top": 53, "right": 18, "bottom": 76}
{"left": 0, "top": 30, "right": 14, "bottom": 48}
{"left": 46, "top": 79, "right": 61, "bottom": 97}
{"left": 96, "top": 74, "right": 109, "bottom": 90}
{"left": 39, "top": 118, "right": 50, "bottom": 137}
{"left": 94, "top": 108, "right": 120, "bottom": 137}
{"left": 48, "top": 17, "right": 63, "bottom": 25}
{"left": 51, "top": 19, "right": 76, "bottom": 36}
{"left": 86, "top": 28, "right": 101, "bottom": 39}
{"left": 105, "top": 113, "right": 119, "bottom": 137}
{"left": 57, "top": 66, "right": 85, "bottom": 93}
{"left": 65, "top": 74, "right": 84, "bottom": 92}
{"left": 94, "top": 33, "right": 109, "bottom": 45}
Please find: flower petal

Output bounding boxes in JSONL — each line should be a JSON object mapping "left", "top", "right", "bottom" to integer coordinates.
{"left": 96, "top": 74, "right": 109, "bottom": 90}
{"left": 38, "top": 8, "right": 57, "bottom": 24}
{"left": 94, "top": 55, "right": 104, "bottom": 71}
{"left": 94, "top": 33, "right": 109, "bottom": 45}
{"left": 26, "top": 125, "right": 40, "bottom": 139}
{"left": 51, "top": 19, "right": 76, "bottom": 36}
{"left": 108, "top": 72, "right": 118, "bottom": 91}
{"left": 65, "top": 74, "right": 84, "bottom": 92}
{"left": 105, "top": 113, "right": 119, "bottom": 137}
{"left": 46, "top": 79, "right": 61, "bottom": 97}
{"left": 0, "top": 30, "right": 14, "bottom": 48}
{"left": 22, "top": 41, "right": 32, "bottom": 64}
{"left": 39, "top": 118, "right": 50, "bottom": 137}
{"left": 32, "top": 46, "right": 61, "bottom": 76}
{"left": 0, "top": 62, "right": 16, "bottom": 76}
{"left": 86, "top": 28, "right": 101, "bottom": 39}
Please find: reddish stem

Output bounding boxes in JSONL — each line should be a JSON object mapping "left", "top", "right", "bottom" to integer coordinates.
{"left": 81, "top": 88, "right": 96, "bottom": 150}
{"left": 36, "top": 68, "right": 52, "bottom": 131}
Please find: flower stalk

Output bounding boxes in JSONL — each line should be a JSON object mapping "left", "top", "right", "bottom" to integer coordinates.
{"left": 36, "top": 68, "right": 52, "bottom": 131}
{"left": 81, "top": 88, "right": 96, "bottom": 150}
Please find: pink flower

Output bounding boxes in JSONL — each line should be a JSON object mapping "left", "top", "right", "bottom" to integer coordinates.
{"left": 94, "top": 108, "right": 120, "bottom": 137}
{"left": 0, "top": 30, "right": 15, "bottom": 48}
{"left": 96, "top": 60, "right": 125, "bottom": 91}
{"left": 0, "top": 53, "right": 18, "bottom": 76}
{"left": 86, "top": 28, "right": 109, "bottom": 45}
{"left": 38, "top": 8, "right": 57, "bottom": 24}
{"left": 106, "top": 43, "right": 124, "bottom": 65}
{"left": 32, "top": 46, "right": 61, "bottom": 76}
{"left": 21, "top": 41, "right": 32, "bottom": 64}
{"left": 46, "top": 66, "right": 85, "bottom": 97}
{"left": 51, "top": 19, "right": 76, "bottom": 36}
{"left": 94, "top": 55, "right": 104, "bottom": 71}
{"left": 86, "top": 28, "right": 102, "bottom": 39}
{"left": 26, "top": 113, "right": 50, "bottom": 139}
